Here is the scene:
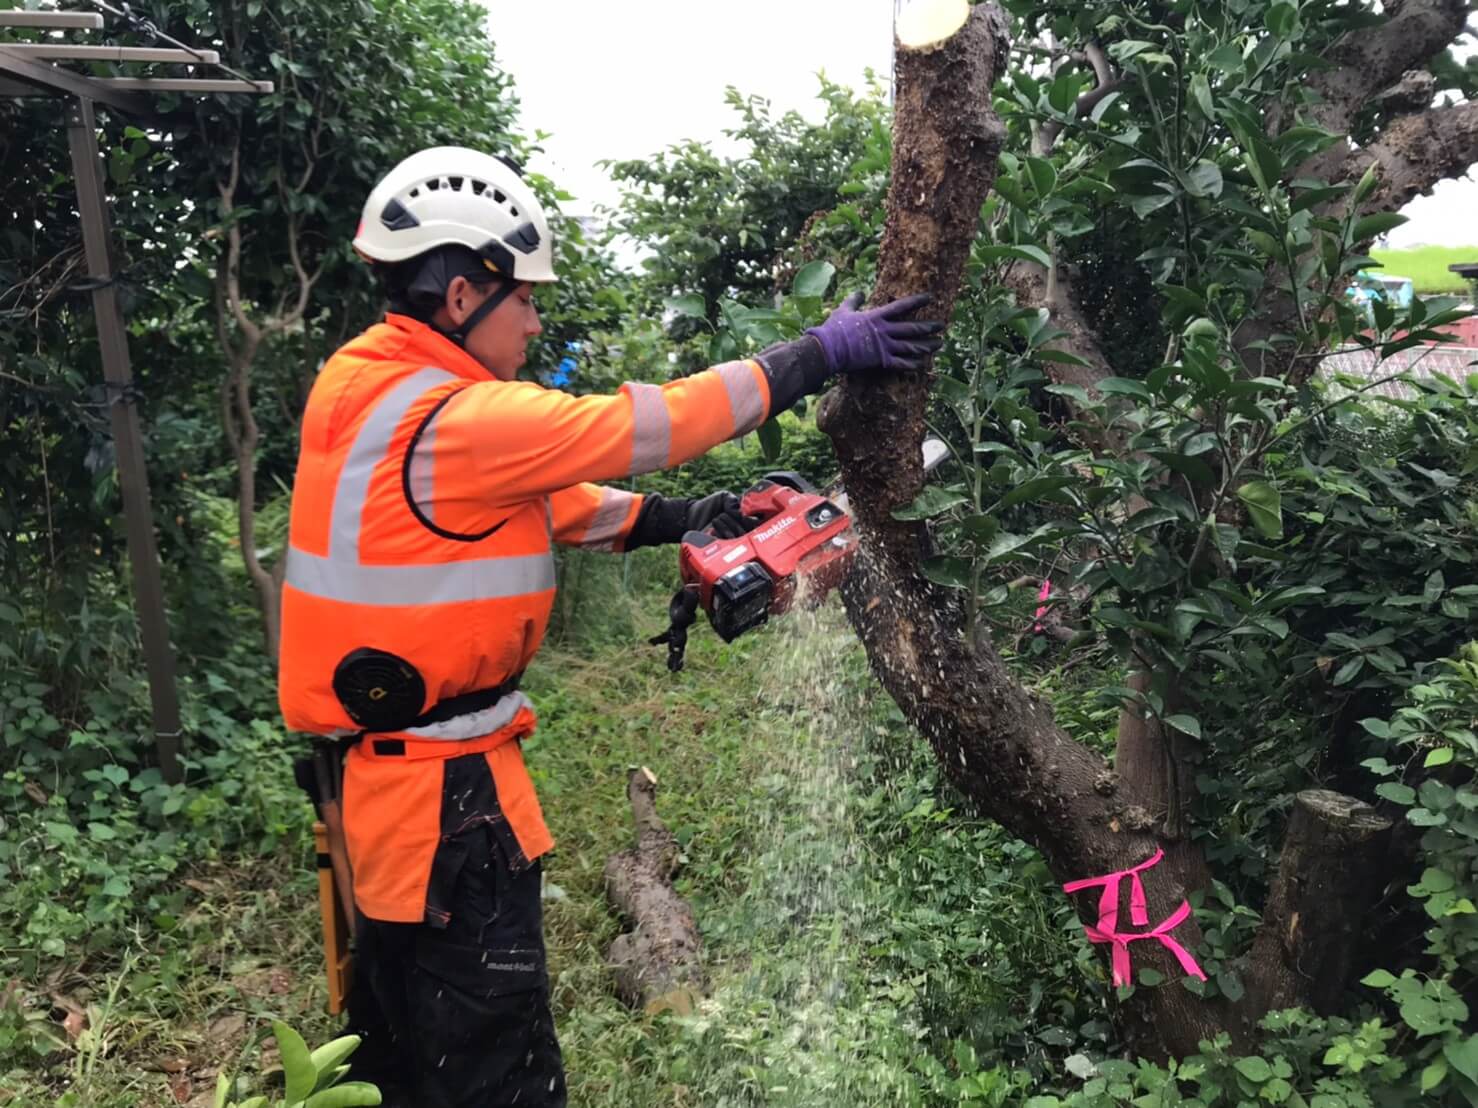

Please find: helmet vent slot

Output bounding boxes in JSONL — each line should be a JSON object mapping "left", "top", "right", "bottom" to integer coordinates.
{"left": 510, "top": 207, "right": 519, "bottom": 217}
{"left": 448, "top": 176, "right": 464, "bottom": 191}
{"left": 492, "top": 189, "right": 506, "bottom": 204}
{"left": 470, "top": 179, "right": 487, "bottom": 196}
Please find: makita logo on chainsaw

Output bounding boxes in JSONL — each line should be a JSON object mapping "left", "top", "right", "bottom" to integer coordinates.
{"left": 754, "top": 515, "right": 799, "bottom": 543}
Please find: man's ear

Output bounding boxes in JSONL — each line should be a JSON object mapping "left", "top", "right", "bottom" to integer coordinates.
{"left": 443, "top": 275, "right": 476, "bottom": 325}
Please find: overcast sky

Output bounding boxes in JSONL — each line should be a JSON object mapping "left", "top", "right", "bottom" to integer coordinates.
{"left": 484, "top": 0, "right": 1475, "bottom": 250}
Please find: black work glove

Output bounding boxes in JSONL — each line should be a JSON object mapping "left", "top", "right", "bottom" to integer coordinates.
{"left": 626, "top": 490, "right": 758, "bottom": 549}
{"left": 684, "top": 490, "right": 756, "bottom": 539}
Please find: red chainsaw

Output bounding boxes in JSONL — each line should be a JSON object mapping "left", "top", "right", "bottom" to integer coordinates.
{"left": 650, "top": 440, "right": 947, "bottom": 672}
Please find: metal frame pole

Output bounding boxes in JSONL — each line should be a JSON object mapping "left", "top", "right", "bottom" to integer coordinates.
{"left": 65, "top": 95, "right": 183, "bottom": 783}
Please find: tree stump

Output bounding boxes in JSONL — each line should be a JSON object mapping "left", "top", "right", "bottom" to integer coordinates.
{"left": 1248, "top": 789, "right": 1394, "bottom": 1016}
{"left": 603, "top": 767, "right": 704, "bottom": 1015}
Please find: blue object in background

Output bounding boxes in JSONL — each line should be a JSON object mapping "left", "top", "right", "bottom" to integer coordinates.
{"left": 546, "top": 340, "right": 580, "bottom": 388}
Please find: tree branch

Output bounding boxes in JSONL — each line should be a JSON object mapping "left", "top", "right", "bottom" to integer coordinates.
{"left": 1344, "top": 98, "right": 1478, "bottom": 215}
{"left": 1311, "top": 0, "right": 1468, "bottom": 136}
{"left": 1038, "top": 41, "right": 1123, "bottom": 153}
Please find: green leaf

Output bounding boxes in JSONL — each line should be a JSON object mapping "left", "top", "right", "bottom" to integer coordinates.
{"left": 756, "top": 418, "right": 782, "bottom": 463}
{"left": 665, "top": 293, "right": 706, "bottom": 319}
{"left": 1034, "top": 348, "right": 1093, "bottom": 367}
{"left": 998, "top": 476, "right": 1075, "bottom": 509}
{"left": 921, "top": 556, "right": 972, "bottom": 590}
{"left": 1164, "top": 714, "right": 1202, "bottom": 739}
{"left": 308, "top": 1035, "right": 362, "bottom": 1089}
{"left": 274, "top": 1021, "right": 316, "bottom": 1104}
{"left": 1234, "top": 1056, "right": 1272, "bottom": 1082}
{"left": 978, "top": 243, "right": 1052, "bottom": 269}
{"left": 893, "top": 486, "right": 970, "bottom": 521}
{"left": 1026, "top": 156, "right": 1057, "bottom": 197}
{"left": 1425, "top": 747, "right": 1455, "bottom": 768}
{"left": 1424, "top": 570, "right": 1446, "bottom": 603}
{"left": 1218, "top": 971, "right": 1245, "bottom": 1003}
{"left": 1375, "top": 782, "right": 1415, "bottom": 805}
{"left": 792, "top": 260, "right": 836, "bottom": 299}
{"left": 1360, "top": 969, "right": 1397, "bottom": 989}
{"left": 1351, "top": 212, "right": 1407, "bottom": 242}
{"left": 1400, "top": 994, "right": 1460, "bottom": 1037}
{"left": 1090, "top": 92, "right": 1121, "bottom": 123}
{"left": 957, "top": 514, "right": 999, "bottom": 544}
{"left": 1098, "top": 378, "right": 1152, "bottom": 401}
{"left": 1237, "top": 482, "right": 1283, "bottom": 539}
{"left": 1422, "top": 1058, "right": 1450, "bottom": 1093}
{"left": 1184, "top": 160, "right": 1224, "bottom": 199}
{"left": 1445, "top": 1035, "right": 1478, "bottom": 1084}
{"left": 1266, "top": 2, "right": 1300, "bottom": 38}
{"left": 214, "top": 1073, "right": 232, "bottom": 1108}
{"left": 302, "top": 1084, "right": 383, "bottom": 1107}
{"left": 1353, "top": 164, "right": 1379, "bottom": 205}
{"left": 1189, "top": 74, "right": 1214, "bottom": 119}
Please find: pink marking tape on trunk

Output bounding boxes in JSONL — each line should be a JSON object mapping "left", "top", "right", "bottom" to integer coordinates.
{"left": 1033, "top": 578, "right": 1052, "bottom": 633}
{"left": 1062, "top": 848, "right": 1208, "bottom": 988}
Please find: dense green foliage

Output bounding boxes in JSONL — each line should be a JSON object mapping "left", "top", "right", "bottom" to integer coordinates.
{"left": 3, "top": 0, "right": 1476, "bottom": 1103}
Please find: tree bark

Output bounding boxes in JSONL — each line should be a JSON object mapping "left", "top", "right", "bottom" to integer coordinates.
{"left": 1247, "top": 790, "right": 1394, "bottom": 1017}
{"left": 603, "top": 767, "right": 704, "bottom": 1015}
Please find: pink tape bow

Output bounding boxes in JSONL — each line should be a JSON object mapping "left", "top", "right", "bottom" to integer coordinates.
{"left": 1062, "top": 848, "right": 1208, "bottom": 988}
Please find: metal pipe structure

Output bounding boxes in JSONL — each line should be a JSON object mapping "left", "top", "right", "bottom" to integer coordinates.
{"left": 65, "top": 96, "right": 184, "bottom": 783}
{"left": 1, "top": 44, "right": 221, "bottom": 64}
{"left": 0, "top": 45, "right": 150, "bottom": 114}
{"left": 0, "top": 11, "right": 105, "bottom": 29}
{"left": 2, "top": 17, "right": 271, "bottom": 784}
{"left": 101, "top": 77, "right": 273, "bottom": 93}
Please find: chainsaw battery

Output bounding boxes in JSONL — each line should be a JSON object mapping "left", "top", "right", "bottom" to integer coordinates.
{"left": 711, "top": 561, "right": 773, "bottom": 642}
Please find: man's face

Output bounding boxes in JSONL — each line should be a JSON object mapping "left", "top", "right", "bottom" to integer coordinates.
{"left": 446, "top": 277, "right": 542, "bottom": 381}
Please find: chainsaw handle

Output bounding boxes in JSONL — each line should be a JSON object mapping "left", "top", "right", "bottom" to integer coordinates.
{"left": 648, "top": 584, "right": 701, "bottom": 672}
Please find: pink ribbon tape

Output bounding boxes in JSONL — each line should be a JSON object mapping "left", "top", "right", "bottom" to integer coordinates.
{"left": 1062, "top": 849, "right": 1207, "bottom": 987}
{"left": 1033, "top": 578, "right": 1052, "bottom": 633}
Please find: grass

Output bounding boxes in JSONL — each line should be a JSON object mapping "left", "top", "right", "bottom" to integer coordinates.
{"left": 1368, "top": 244, "right": 1478, "bottom": 295}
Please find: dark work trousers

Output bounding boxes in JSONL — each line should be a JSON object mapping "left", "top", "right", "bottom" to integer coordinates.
{"left": 344, "top": 751, "right": 567, "bottom": 1107}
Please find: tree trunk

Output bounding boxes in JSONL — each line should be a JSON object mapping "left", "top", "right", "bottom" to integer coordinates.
{"left": 811, "top": 1, "right": 1417, "bottom": 1058}
{"left": 603, "top": 767, "right": 704, "bottom": 1015}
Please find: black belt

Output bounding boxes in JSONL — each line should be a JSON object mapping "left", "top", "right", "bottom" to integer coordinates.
{"left": 351, "top": 671, "right": 525, "bottom": 750}
{"left": 411, "top": 671, "right": 524, "bottom": 728}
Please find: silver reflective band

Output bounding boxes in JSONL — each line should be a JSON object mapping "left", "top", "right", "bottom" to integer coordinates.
{"left": 624, "top": 381, "right": 671, "bottom": 474}
{"left": 286, "top": 365, "right": 559, "bottom": 606}
{"left": 406, "top": 410, "right": 438, "bottom": 525}
{"left": 332, "top": 367, "right": 456, "bottom": 558}
{"left": 581, "top": 487, "right": 638, "bottom": 551}
{"left": 717, "top": 360, "right": 766, "bottom": 438}
{"left": 285, "top": 548, "right": 555, "bottom": 606}
{"left": 403, "top": 691, "right": 534, "bottom": 741}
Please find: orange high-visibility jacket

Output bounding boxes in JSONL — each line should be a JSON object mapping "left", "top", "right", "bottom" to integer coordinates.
{"left": 278, "top": 314, "right": 781, "bottom": 922}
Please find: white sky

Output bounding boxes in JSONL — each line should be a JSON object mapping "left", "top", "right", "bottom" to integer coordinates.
{"left": 484, "top": 0, "right": 1476, "bottom": 249}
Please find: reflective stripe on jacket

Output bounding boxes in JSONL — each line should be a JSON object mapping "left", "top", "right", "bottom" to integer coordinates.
{"left": 278, "top": 313, "right": 772, "bottom": 921}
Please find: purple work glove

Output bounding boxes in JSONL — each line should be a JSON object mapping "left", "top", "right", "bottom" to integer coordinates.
{"left": 805, "top": 292, "right": 945, "bottom": 375}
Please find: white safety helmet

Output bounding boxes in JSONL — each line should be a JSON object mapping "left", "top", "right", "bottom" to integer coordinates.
{"left": 353, "top": 146, "right": 557, "bottom": 283}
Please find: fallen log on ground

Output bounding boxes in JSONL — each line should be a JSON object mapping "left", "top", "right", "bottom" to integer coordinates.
{"left": 603, "top": 766, "right": 704, "bottom": 1015}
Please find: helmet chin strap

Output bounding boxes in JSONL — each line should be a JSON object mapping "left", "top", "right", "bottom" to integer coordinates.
{"left": 438, "top": 278, "right": 517, "bottom": 348}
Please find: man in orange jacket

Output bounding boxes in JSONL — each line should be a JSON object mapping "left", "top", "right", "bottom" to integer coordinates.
{"left": 277, "top": 146, "right": 942, "bottom": 1107}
